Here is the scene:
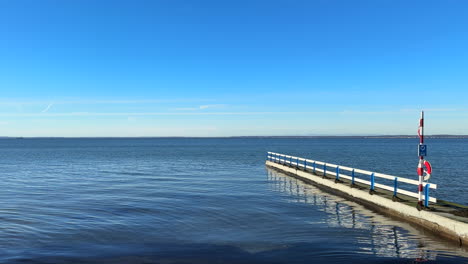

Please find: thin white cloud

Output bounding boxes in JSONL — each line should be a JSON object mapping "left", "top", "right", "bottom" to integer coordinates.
{"left": 199, "top": 104, "right": 226, "bottom": 109}
{"left": 2, "top": 108, "right": 467, "bottom": 117}
{"left": 41, "top": 103, "right": 54, "bottom": 113}
{"left": 400, "top": 108, "right": 459, "bottom": 112}
{"left": 173, "top": 104, "right": 227, "bottom": 111}
{"left": 172, "top": 107, "right": 200, "bottom": 111}
{"left": 339, "top": 109, "right": 468, "bottom": 115}
{"left": 0, "top": 111, "right": 325, "bottom": 117}
{"left": 0, "top": 98, "right": 213, "bottom": 106}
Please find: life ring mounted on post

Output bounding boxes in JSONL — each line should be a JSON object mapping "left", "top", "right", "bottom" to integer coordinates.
{"left": 417, "top": 159, "right": 432, "bottom": 181}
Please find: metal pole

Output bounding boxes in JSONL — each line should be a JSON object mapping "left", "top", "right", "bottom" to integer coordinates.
{"left": 370, "top": 173, "right": 375, "bottom": 193}
{"left": 417, "top": 111, "right": 424, "bottom": 209}
{"left": 424, "top": 184, "right": 430, "bottom": 207}
{"left": 393, "top": 177, "right": 398, "bottom": 197}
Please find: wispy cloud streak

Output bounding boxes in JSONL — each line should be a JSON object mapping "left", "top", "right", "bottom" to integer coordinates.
{"left": 199, "top": 104, "right": 226, "bottom": 109}
{"left": 0, "top": 98, "right": 213, "bottom": 106}
{"left": 173, "top": 104, "right": 227, "bottom": 111}
{"left": 0, "top": 111, "right": 324, "bottom": 117}
{"left": 41, "top": 103, "right": 54, "bottom": 113}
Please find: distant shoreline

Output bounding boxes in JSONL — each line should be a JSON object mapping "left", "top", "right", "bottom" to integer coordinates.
{"left": 1, "top": 135, "right": 468, "bottom": 139}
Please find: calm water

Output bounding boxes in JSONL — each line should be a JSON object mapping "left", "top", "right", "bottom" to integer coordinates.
{"left": 0, "top": 138, "right": 467, "bottom": 263}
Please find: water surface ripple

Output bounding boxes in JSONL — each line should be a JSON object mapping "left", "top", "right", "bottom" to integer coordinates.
{"left": 0, "top": 138, "right": 467, "bottom": 263}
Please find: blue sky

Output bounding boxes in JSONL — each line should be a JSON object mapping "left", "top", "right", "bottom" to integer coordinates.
{"left": 0, "top": 0, "right": 467, "bottom": 136}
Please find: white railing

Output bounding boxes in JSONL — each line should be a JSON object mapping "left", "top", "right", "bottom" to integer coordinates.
{"left": 267, "top": 152, "right": 437, "bottom": 203}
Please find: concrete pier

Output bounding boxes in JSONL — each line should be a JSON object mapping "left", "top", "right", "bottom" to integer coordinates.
{"left": 266, "top": 160, "right": 468, "bottom": 247}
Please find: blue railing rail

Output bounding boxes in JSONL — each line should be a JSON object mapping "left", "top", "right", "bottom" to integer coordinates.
{"left": 267, "top": 152, "right": 437, "bottom": 204}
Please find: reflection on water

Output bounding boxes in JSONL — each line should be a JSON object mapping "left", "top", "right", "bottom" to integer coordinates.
{"left": 267, "top": 168, "right": 468, "bottom": 261}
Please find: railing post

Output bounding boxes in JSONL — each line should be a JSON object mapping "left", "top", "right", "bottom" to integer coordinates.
{"left": 313, "top": 162, "right": 316, "bottom": 173}
{"left": 296, "top": 158, "right": 299, "bottom": 167}
{"left": 351, "top": 169, "right": 355, "bottom": 186}
{"left": 289, "top": 156, "right": 292, "bottom": 166}
{"left": 335, "top": 166, "right": 340, "bottom": 182}
{"left": 370, "top": 173, "right": 375, "bottom": 194}
{"left": 424, "top": 184, "right": 430, "bottom": 207}
{"left": 304, "top": 159, "right": 307, "bottom": 170}
{"left": 393, "top": 177, "right": 398, "bottom": 197}
{"left": 323, "top": 164, "right": 327, "bottom": 178}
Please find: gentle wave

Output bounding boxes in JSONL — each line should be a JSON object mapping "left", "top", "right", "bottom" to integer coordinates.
{"left": 0, "top": 138, "right": 467, "bottom": 263}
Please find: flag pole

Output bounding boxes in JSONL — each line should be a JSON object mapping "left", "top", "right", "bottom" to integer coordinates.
{"left": 418, "top": 111, "right": 424, "bottom": 209}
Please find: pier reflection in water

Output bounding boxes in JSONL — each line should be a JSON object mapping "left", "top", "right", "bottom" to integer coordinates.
{"left": 267, "top": 168, "right": 468, "bottom": 261}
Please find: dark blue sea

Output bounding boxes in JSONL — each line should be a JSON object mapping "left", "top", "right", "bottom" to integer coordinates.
{"left": 0, "top": 138, "right": 467, "bottom": 263}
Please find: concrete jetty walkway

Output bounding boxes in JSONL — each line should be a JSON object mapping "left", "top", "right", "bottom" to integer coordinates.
{"left": 266, "top": 157, "right": 468, "bottom": 247}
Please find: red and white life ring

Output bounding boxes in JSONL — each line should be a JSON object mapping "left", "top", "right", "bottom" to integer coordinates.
{"left": 417, "top": 159, "right": 432, "bottom": 181}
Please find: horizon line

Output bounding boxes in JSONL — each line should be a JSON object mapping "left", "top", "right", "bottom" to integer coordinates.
{"left": 2, "top": 135, "right": 468, "bottom": 139}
